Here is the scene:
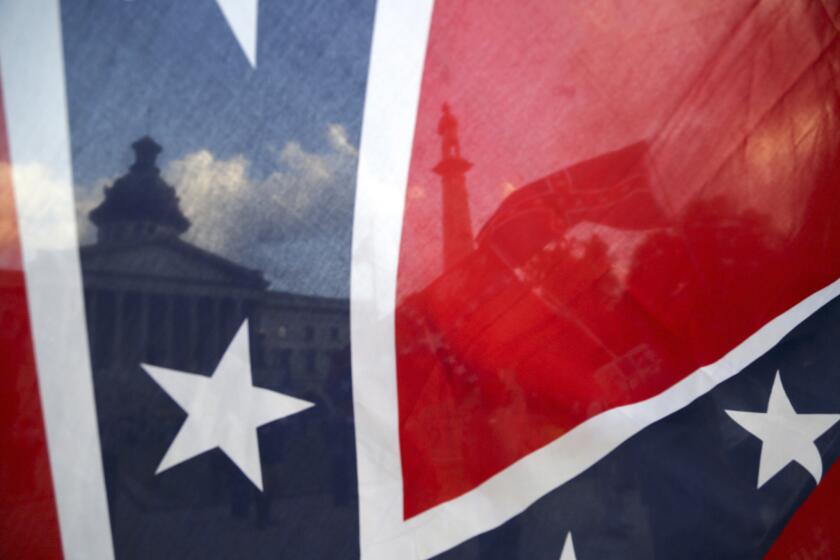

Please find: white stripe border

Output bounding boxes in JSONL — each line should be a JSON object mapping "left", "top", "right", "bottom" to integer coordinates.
{"left": 0, "top": 1, "right": 114, "bottom": 558}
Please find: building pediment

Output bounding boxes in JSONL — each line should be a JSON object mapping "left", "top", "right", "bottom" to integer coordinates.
{"left": 80, "top": 238, "right": 267, "bottom": 289}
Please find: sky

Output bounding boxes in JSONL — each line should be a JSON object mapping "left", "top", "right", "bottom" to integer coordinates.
{"left": 60, "top": 0, "right": 376, "bottom": 297}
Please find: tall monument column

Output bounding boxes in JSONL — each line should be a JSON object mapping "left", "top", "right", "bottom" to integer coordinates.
{"left": 433, "top": 103, "right": 474, "bottom": 270}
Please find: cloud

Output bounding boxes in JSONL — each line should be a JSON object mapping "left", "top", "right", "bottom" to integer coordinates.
{"left": 164, "top": 150, "right": 253, "bottom": 253}
{"left": 159, "top": 124, "right": 358, "bottom": 296}
{"left": 278, "top": 142, "right": 332, "bottom": 182}
{"left": 0, "top": 163, "right": 21, "bottom": 269}
{"left": 0, "top": 162, "right": 103, "bottom": 265}
{"left": 327, "top": 123, "right": 358, "bottom": 157}
{"left": 565, "top": 221, "right": 651, "bottom": 283}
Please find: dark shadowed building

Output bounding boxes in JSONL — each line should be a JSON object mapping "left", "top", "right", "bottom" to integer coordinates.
{"left": 79, "top": 138, "right": 351, "bottom": 514}
{"left": 81, "top": 137, "right": 349, "bottom": 389}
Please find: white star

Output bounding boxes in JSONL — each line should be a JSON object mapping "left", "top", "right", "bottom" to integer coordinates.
{"left": 142, "top": 320, "right": 313, "bottom": 490}
{"left": 559, "top": 532, "right": 577, "bottom": 560}
{"left": 726, "top": 372, "right": 839, "bottom": 488}
{"left": 216, "top": 0, "right": 259, "bottom": 67}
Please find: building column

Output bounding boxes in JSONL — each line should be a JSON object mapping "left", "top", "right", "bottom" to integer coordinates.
{"left": 138, "top": 291, "right": 149, "bottom": 363}
{"left": 189, "top": 296, "right": 199, "bottom": 371}
{"left": 211, "top": 297, "right": 222, "bottom": 360}
{"left": 164, "top": 295, "right": 175, "bottom": 365}
{"left": 85, "top": 289, "right": 97, "bottom": 352}
{"left": 234, "top": 298, "right": 244, "bottom": 326}
{"left": 112, "top": 290, "right": 124, "bottom": 368}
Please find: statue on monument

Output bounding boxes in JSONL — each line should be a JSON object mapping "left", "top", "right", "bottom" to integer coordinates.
{"left": 437, "top": 103, "right": 461, "bottom": 159}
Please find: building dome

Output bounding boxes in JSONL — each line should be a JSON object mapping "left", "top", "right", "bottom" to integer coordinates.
{"left": 89, "top": 136, "right": 190, "bottom": 243}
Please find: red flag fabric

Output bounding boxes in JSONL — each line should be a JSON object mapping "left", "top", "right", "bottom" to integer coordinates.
{"left": 396, "top": 0, "right": 840, "bottom": 518}
{"left": 0, "top": 82, "right": 63, "bottom": 560}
